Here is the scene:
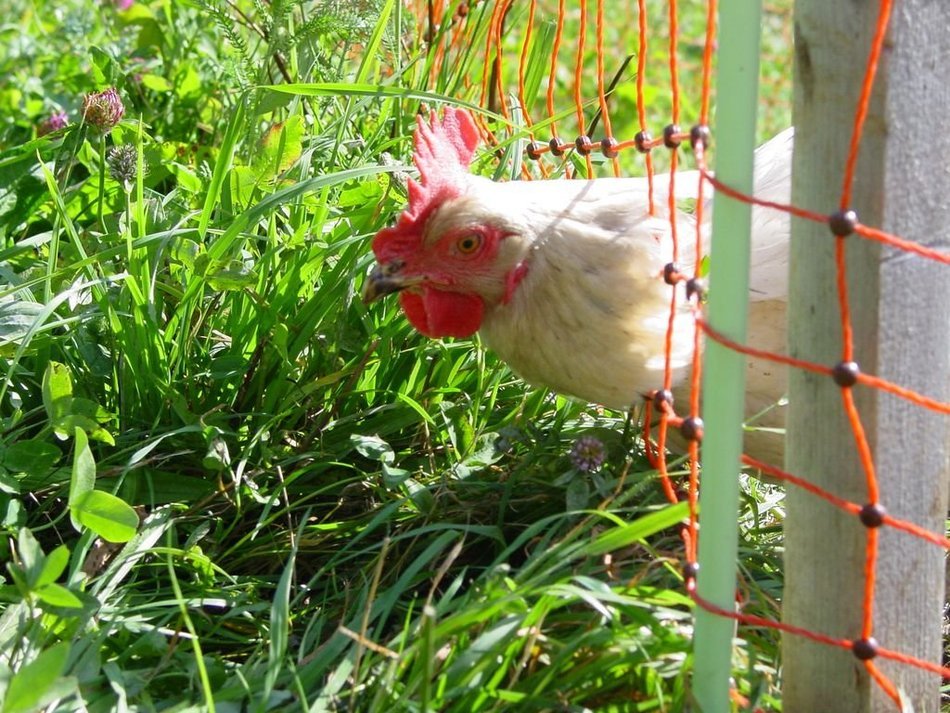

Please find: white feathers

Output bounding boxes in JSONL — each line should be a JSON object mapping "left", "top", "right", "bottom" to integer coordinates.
{"left": 466, "top": 130, "right": 793, "bottom": 414}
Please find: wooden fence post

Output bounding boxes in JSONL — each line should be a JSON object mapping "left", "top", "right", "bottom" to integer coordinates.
{"left": 785, "top": 0, "right": 950, "bottom": 710}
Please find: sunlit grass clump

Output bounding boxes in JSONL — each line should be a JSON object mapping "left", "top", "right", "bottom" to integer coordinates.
{"left": 0, "top": 0, "right": 789, "bottom": 709}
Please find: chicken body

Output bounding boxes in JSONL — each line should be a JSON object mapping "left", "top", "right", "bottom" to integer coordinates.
{"left": 365, "top": 109, "right": 793, "bottom": 463}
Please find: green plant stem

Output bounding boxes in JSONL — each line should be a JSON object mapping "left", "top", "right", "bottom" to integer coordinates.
{"left": 693, "top": 1, "right": 763, "bottom": 711}
{"left": 97, "top": 134, "right": 107, "bottom": 233}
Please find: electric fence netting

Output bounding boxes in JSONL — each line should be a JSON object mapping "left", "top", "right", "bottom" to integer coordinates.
{"left": 406, "top": 0, "right": 950, "bottom": 709}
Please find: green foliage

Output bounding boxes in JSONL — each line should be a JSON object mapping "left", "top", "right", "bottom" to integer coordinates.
{"left": 0, "top": 0, "right": 791, "bottom": 710}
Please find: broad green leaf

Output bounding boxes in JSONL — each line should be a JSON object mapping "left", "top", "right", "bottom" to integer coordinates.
{"left": 565, "top": 477, "right": 591, "bottom": 512}
{"left": 381, "top": 462, "right": 411, "bottom": 487}
{"left": 254, "top": 115, "right": 304, "bottom": 179}
{"left": 42, "top": 362, "right": 73, "bottom": 424}
{"left": 35, "top": 545, "right": 69, "bottom": 588}
{"left": 71, "top": 490, "right": 139, "bottom": 543}
{"left": 202, "top": 436, "right": 230, "bottom": 471}
{"left": 89, "top": 47, "right": 119, "bottom": 86}
{"left": 351, "top": 434, "right": 395, "bottom": 464}
{"left": 171, "top": 238, "right": 202, "bottom": 269}
{"left": 167, "top": 162, "right": 202, "bottom": 193}
{"left": 174, "top": 64, "right": 202, "bottom": 101}
{"left": 54, "top": 398, "right": 114, "bottom": 445}
{"left": 35, "top": 583, "right": 83, "bottom": 609}
{"left": 2, "top": 641, "right": 70, "bottom": 713}
{"left": 0, "top": 297, "right": 46, "bottom": 354}
{"left": 15, "top": 527, "right": 43, "bottom": 584}
{"left": 205, "top": 262, "right": 258, "bottom": 291}
{"left": 3, "top": 440, "right": 61, "bottom": 475}
{"left": 68, "top": 428, "right": 95, "bottom": 532}
{"left": 138, "top": 74, "right": 172, "bottom": 92}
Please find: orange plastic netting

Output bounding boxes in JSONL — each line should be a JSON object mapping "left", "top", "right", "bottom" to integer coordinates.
{"left": 407, "top": 0, "right": 949, "bottom": 708}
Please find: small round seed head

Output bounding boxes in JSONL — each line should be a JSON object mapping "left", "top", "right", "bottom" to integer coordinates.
{"left": 106, "top": 144, "right": 139, "bottom": 187}
{"left": 82, "top": 87, "right": 125, "bottom": 132}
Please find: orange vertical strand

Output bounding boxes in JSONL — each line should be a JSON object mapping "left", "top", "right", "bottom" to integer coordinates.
{"left": 666, "top": 0, "right": 681, "bottom": 266}
{"left": 685, "top": 441, "right": 699, "bottom": 562}
{"left": 479, "top": 0, "right": 505, "bottom": 111}
{"left": 652, "top": 405, "right": 680, "bottom": 505}
{"left": 636, "top": 0, "right": 655, "bottom": 214}
{"left": 517, "top": 0, "right": 537, "bottom": 130}
{"left": 456, "top": 1, "right": 479, "bottom": 73}
{"left": 693, "top": 140, "right": 707, "bottom": 277}
{"left": 862, "top": 526, "right": 879, "bottom": 639}
{"left": 668, "top": 0, "right": 681, "bottom": 125}
{"left": 841, "top": 389, "right": 880, "bottom": 503}
{"left": 682, "top": 528, "right": 696, "bottom": 567}
{"left": 840, "top": 0, "right": 895, "bottom": 209}
{"left": 430, "top": 2, "right": 467, "bottom": 88}
{"left": 594, "top": 0, "right": 620, "bottom": 176}
{"left": 573, "top": 0, "right": 593, "bottom": 176}
{"left": 668, "top": 153, "right": 680, "bottom": 262}
{"left": 834, "top": 236, "right": 855, "bottom": 363}
{"left": 699, "top": 0, "right": 716, "bottom": 124}
{"left": 493, "top": 0, "right": 514, "bottom": 121}
{"left": 547, "top": 0, "right": 566, "bottom": 138}
{"left": 686, "top": 319, "right": 704, "bottom": 557}
{"left": 427, "top": 6, "right": 450, "bottom": 87}
{"left": 446, "top": 16, "right": 466, "bottom": 71}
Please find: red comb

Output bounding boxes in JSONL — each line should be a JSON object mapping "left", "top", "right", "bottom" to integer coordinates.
{"left": 373, "top": 107, "right": 480, "bottom": 262}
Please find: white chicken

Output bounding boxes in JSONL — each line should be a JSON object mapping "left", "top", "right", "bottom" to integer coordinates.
{"left": 363, "top": 108, "right": 793, "bottom": 463}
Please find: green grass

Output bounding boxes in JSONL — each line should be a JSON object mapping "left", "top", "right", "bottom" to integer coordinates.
{"left": 0, "top": 0, "right": 790, "bottom": 710}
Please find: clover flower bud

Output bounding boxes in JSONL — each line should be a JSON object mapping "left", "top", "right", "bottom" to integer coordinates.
{"left": 82, "top": 88, "right": 125, "bottom": 131}
{"left": 570, "top": 436, "right": 606, "bottom": 473}
{"left": 37, "top": 111, "right": 69, "bottom": 137}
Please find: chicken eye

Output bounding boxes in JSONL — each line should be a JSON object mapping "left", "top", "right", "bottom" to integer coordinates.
{"left": 455, "top": 234, "right": 483, "bottom": 255}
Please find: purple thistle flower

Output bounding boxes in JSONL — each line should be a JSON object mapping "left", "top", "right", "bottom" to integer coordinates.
{"left": 114, "top": 0, "right": 134, "bottom": 9}
{"left": 82, "top": 88, "right": 125, "bottom": 132}
{"left": 37, "top": 111, "right": 69, "bottom": 137}
{"left": 570, "top": 436, "right": 606, "bottom": 473}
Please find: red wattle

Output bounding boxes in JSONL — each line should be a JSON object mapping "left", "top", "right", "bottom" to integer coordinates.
{"left": 400, "top": 288, "right": 484, "bottom": 338}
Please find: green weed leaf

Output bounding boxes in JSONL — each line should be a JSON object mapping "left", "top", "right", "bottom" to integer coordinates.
{"left": 35, "top": 582, "right": 83, "bottom": 609}
{"left": 42, "top": 362, "right": 73, "bottom": 424}
{"left": 2, "top": 642, "right": 73, "bottom": 713}
{"left": 351, "top": 434, "right": 395, "bottom": 464}
{"left": 3, "top": 440, "right": 61, "bottom": 475}
{"left": 68, "top": 428, "right": 95, "bottom": 532}
{"left": 71, "top": 490, "right": 139, "bottom": 543}
{"left": 35, "top": 544, "right": 69, "bottom": 588}
{"left": 254, "top": 115, "right": 304, "bottom": 180}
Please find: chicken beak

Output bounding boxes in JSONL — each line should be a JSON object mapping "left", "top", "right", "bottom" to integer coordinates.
{"left": 362, "top": 262, "right": 421, "bottom": 304}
